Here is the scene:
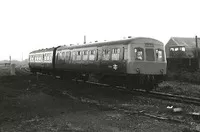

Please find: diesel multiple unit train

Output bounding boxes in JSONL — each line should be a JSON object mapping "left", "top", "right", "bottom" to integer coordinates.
{"left": 29, "top": 37, "right": 167, "bottom": 91}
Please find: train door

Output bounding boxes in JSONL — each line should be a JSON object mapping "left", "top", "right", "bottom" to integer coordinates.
{"left": 97, "top": 46, "right": 102, "bottom": 72}
{"left": 99, "top": 45, "right": 125, "bottom": 74}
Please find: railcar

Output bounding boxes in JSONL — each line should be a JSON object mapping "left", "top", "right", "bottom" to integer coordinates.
{"left": 54, "top": 37, "right": 167, "bottom": 91}
{"left": 29, "top": 47, "right": 59, "bottom": 74}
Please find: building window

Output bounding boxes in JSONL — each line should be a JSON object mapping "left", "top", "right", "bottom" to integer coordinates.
{"left": 174, "top": 48, "right": 179, "bottom": 51}
{"left": 169, "top": 46, "right": 186, "bottom": 57}
{"left": 180, "top": 47, "right": 185, "bottom": 51}
{"left": 170, "top": 48, "right": 174, "bottom": 51}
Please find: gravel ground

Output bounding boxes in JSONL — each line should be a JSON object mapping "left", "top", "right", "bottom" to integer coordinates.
{"left": 157, "top": 81, "right": 200, "bottom": 98}
{"left": 0, "top": 66, "right": 198, "bottom": 132}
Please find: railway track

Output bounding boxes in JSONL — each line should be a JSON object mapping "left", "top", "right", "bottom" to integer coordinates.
{"left": 75, "top": 79, "right": 200, "bottom": 106}
{"left": 15, "top": 66, "right": 31, "bottom": 76}
{"left": 15, "top": 67, "right": 200, "bottom": 106}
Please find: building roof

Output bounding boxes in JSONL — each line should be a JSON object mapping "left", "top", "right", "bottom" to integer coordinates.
{"left": 170, "top": 37, "right": 200, "bottom": 48}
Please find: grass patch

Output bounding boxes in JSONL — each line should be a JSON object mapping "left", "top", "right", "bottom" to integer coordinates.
{"left": 166, "top": 69, "right": 200, "bottom": 84}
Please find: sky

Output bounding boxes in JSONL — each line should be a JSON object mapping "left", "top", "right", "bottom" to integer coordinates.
{"left": 0, "top": 0, "right": 200, "bottom": 61}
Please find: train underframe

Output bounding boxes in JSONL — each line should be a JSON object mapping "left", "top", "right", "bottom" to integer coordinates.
{"left": 125, "top": 74, "right": 164, "bottom": 91}
{"left": 30, "top": 67, "right": 164, "bottom": 91}
{"left": 85, "top": 73, "right": 164, "bottom": 91}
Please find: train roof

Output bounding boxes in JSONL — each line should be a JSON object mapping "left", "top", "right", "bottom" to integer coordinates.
{"left": 57, "top": 37, "right": 163, "bottom": 51}
{"left": 30, "top": 47, "right": 57, "bottom": 54}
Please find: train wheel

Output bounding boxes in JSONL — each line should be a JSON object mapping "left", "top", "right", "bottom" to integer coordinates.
{"left": 145, "top": 83, "right": 154, "bottom": 92}
{"left": 81, "top": 73, "right": 89, "bottom": 82}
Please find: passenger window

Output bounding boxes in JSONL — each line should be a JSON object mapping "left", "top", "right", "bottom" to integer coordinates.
{"left": 61, "top": 52, "right": 65, "bottom": 60}
{"left": 83, "top": 50, "right": 88, "bottom": 60}
{"left": 72, "top": 52, "right": 76, "bottom": 60}
{"left": 49, "top": 54, "right": 52, "bottom": 61}
{"left": 146, "top": 49, "right": 155, "bottom": 61}
{"left": 89, "top": 50, "right": 95, "bottom": 60}
{"left": 134, "top": 48, "right": 144, "bottom": 60}
{"left": 44, "top": 55, "right": 46, "bottom": 61}
{"left": 49, "top": 55, "right": 52, "bottom": 61}
{"left": 102, "top": 49, "right": 110, "bottom": 60}
{"left": 156, "top": 49, "right": 164, "bottom": 61}
{"left": 112, "top": 48, "right": 120, "bottom": 60}
{"left": 76, "top": 51, "right": 81, "bottom": 60}
{"left": 65, "top": 52, "right": 71, "bottom": 61}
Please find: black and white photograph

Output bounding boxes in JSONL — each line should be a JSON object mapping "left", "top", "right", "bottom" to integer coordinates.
{"left": 0, "top": 0, "right": 200, "bottom": 131}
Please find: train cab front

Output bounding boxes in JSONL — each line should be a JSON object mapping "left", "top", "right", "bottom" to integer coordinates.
{"left": 126, "top": 40, "right": 167, "bottom": 91}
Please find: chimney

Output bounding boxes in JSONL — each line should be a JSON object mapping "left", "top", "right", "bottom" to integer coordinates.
{"left": 84, "top": 35, "right": 86, "bottom": 44}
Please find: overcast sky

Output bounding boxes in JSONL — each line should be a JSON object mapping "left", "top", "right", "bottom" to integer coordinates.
{"left": 0, "top": 0, "right": 200, "bottom": 61}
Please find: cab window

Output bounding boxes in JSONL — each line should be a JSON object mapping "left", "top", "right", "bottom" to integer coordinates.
{"left": 156, "top": 49, "right": 164, "bottom": 61}
{"left": 146, "top": 48, "right": 155, "bottom": 61}
{"left": 134, "top": 48, "right": 144, "bottom": 60}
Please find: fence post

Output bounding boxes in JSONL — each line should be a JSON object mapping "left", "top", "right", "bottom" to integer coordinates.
{"left": 10, "top": 64, "right": 16, "bottom": 75}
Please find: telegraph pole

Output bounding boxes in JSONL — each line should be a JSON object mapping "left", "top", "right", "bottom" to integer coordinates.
{"left": 22, "top": 52, "right": 23, "bottom": 61}
{"left": 195, "top": 36, "right": 200, "bottom": 69}
{"left": 9, "top": 55, "right": 11, "bottom": 64}
{"left": 196, "top": 36, "right": 198, "bottom": 58}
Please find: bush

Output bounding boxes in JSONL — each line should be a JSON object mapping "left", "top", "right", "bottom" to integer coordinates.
{"left": 166, "top": 69, "right": 200, "bottom": 84}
